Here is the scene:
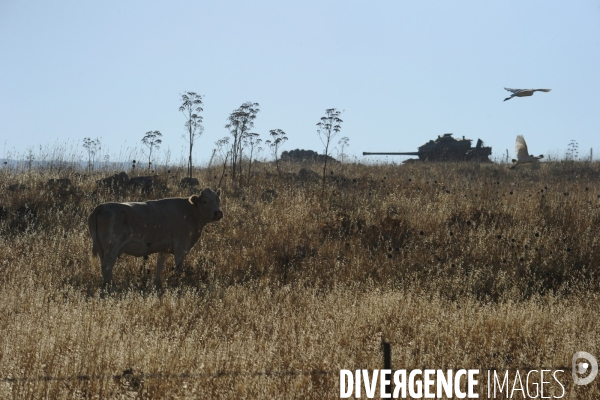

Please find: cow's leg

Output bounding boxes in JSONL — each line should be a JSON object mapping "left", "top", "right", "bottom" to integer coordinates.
{"left": 100, "top": 249, "right": 119, "bottom": 289}
{"left": 154, "top": 253, "right": 169, "bottom": 288}
{"left": 174, "top": 250, "right": 188, "bottom": 276}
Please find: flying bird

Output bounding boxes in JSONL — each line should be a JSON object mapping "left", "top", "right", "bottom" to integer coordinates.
{"left": 510, "top": 135, "right": 543, "bottom": 169}
{"left": 504, "top": 88, "right": 551, "bottom": 101}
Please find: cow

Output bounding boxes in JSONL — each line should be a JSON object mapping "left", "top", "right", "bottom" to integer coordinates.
{"left": 97, "top": 172, "right": 164, "bottom": 194}
{"left": 97, "top": 172, "right": 130, "bottom": 193}
{"left": 128, "top": 175, "right": 158, "bottom": 194}
{"left": 88, "top": 188, "right": 223, "bottom": 288}
{"left": 178, "top": 177, "right": 200, "bottom": 188}
{"left": 46, "top": 178, "right": 72, "bottom": 188}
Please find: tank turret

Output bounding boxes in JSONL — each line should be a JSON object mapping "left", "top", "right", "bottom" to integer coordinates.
{"left": 363, "top": 133, "right": 492, "bottom": 163}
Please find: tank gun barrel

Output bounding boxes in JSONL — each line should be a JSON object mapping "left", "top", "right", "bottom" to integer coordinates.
{"left": 362, "top": 152, "right": 419, "bottom": 156}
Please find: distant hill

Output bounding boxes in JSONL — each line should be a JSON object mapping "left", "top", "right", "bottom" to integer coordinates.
{"left": 280, "top": 149, "right": 338, "bottom": 164}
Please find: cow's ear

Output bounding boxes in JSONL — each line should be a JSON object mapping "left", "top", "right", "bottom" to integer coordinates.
{"left": 189, "top": 195, "right": 199, "bottom": 207}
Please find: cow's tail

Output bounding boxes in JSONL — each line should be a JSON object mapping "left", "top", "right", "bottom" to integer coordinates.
{"left": 88, "top": 206, "right": 102, "bottom": 260}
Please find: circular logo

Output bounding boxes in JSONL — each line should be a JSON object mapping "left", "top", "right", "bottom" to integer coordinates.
{"left": 572, "top": 351, "right": 598, "bottom": 386}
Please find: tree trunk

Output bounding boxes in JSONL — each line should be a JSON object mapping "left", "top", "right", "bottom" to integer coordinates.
{"left": 247, "top": 156, "right": 252, "bottom": 186}
{"left": 322, "top": 142, "right": 329, "bottom": 193}
{"left": 189, "top": 143, "right": 193, "bottom": 179}
{"left": 218, "top": 152, "right": 229, "bottom": 189}
{"left": 238, "top": 142, "right": 242, "bottom": 183}
{"left": 231, "top": 135, "right": 237, "bottom": 182}
{"left": 188, "top": 120, "right": 193, "bottom": 179}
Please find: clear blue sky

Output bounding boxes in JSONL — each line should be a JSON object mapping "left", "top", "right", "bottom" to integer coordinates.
{"left": 1, "top": 0, "right": 599, "bottom": 164}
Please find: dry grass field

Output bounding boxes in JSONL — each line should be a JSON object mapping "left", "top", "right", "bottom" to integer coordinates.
{"left": 1, "top": 160, "right": 600, "bottom": 398}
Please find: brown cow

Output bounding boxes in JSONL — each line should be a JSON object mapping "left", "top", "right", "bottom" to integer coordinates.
{"left": 88, "top": 188, "right": 223, "bottom": 288}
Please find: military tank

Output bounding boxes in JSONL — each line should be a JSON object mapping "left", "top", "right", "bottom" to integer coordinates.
{"left": 363, "top": 133, "right": 492, "bottom": 163}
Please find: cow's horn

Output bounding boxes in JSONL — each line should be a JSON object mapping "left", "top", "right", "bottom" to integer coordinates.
{"left": 189, "top": 195, "right": 199, "bottom": 206}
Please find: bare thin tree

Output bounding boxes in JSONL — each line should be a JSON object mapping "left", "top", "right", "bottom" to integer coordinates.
{"left": 215, "top": 137, "right": 231, "bottom": 189}
{"left": 83, "top": 137, "right": 101, "bottom": 172}
{"left": 225, "top": 102, "right": 260, "bottom": 181}
{"left": 265, "top": 129, "right": 288, "bottom": 176}
{"left": 244, "top": 132, "right": 262, "bottom": 185}
{"left": 26, "top": 148, "right": 35, "bottom": 171}
{"left": 338, "top": 136, "right": 350, "bottom": 163}
{"left": 317, "top": 108, "right": 343, "bottom": 190}
{"left": 207, "top": 149, "right": 217, "bottom": 169}
{"left": 141, "top": 130, "right": 162, "bottom": 171}
{"left": 179, "top": 92, "right": 204, "bottom": 179}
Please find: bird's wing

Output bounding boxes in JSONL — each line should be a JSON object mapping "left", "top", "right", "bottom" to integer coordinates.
{"left": 515, "top": 135, "right": 530, "bottom": 160}
{"left": 533, "top": 89, "right": 552, "bottom": 93}
{"left": 504, "top": 88, "right": 523, "bottom": 93}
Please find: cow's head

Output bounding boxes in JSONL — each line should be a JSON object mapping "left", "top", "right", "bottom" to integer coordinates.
{"left": 189, "top": 188, "right": 223, "bottom": 222}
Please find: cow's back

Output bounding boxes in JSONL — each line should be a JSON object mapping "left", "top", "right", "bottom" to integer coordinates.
{"left": 122, "top": 197, "right": 194, "bottom": 224}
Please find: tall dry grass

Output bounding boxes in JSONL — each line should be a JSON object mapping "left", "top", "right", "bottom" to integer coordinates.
{"left": 1, "top": 160, "right": 600, "bottom": 398}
